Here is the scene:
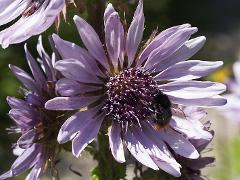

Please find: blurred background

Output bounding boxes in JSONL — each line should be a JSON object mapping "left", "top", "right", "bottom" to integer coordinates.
{"left": 1, "top": 0, "right": 240, "bottom": 179}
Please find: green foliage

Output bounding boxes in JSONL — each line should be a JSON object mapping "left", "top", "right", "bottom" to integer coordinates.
{"left": 91, "top": 132, "right": 127, "bottom": 180}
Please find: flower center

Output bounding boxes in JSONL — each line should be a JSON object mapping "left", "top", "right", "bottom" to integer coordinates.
{"left": 105, "top": 68, "right": 163, "bottom": 125}
{"left": 22, "top": 0, "right": 45, "bottom": 17}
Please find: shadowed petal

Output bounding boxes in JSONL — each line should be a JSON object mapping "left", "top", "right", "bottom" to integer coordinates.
{"left": 25, "top": 94, "right": 44, "bottom": 107}
{"left": 155, "top": 60, "right": 223, "bottom": 81}
{"left": 73, "top": 15, "right": 109, "bottom": 70}
{"left": 58, "top": 107, "right": 101, "bottom": 144}
{"left": 17, "top": 129, "right": 37, "bottom": 149}
{"left": 37, "top": 36, "right": 55, "bottom": 81}
{"left": 159, "top": 128, "right": 199, "bottom": 159}
{"left": 55, "top": 59, "right": 101, "bottom": 84}
{"left": 142, "top": 123, "right": 182, "bottom": 176}
{"left": 52, "top": 34, "right": 104, "bottom": 77}
{"left": 45, "top": 96, "right": 100, "bottom": 110}
{"left": 109, "top": 122, "right": 125, "bottom": 163}
{"left": 56, "top": 78, "right": 101, "bottom": 97}
{"left": 124, "top": 128, "right": 159, "bottom": 170}
{"left": 133, "top": 126, "right": 181, "bottom": 177}
{"left": 26, "top": 163, "right": 43, "bottom": 180}
{"left": 126, "top": 0, "right": 144, "bottom": 66}
{"left": 189, "top": 157, "right": 215, "bottom": 170}
{"left": 25, "top": 44, "right": 47, "bottom": 91}
{"left": 11, "top": 144, "right": 40, "bottom": 176}
{"left": 72, "top": 113, "right": 105, "bottom": 157}
{"left": 9, "top": 65, "right": 39, "bottom": 94}
{"left": 9, "top": 108, "right": 39, "bottom": 128}
{"left": 7, "top": 96, "right": 30, "bottom": 109}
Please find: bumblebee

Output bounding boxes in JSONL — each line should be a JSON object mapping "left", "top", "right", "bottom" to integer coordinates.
{"left": 152, "top": 90, "right": 172, "bottom": 130}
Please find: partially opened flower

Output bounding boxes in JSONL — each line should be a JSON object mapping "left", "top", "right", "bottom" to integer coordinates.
{"left": 0, "top": 0, "right": 65, "bottom": 48}
{"left": 0, "top": 37, "right": 62, "bottom": 179}
{"left": 176, "top": 138, "right": 215, "bottom": 180}
{"left": 45, "top": 0, "right": 226, "bottom": 177}
{"left": 173, "top": 107, "right": 215, "bottom": 180}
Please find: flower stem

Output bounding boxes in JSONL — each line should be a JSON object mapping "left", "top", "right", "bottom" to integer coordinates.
{"left": 91, "top": 131, "right": 127, "bottom": 180}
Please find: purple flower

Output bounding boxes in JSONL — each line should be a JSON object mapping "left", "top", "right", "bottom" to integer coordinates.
{"left": 219, "top": 60, "right": 240, "bottom": 123}
{"left": 0, "top": 0, "right": 65, "bottom": 48}
{"left": 45, "top": 0, "right": 226, "bottom": 177}
{"left": 173, "top": 107, "right": 215, "bottom": 180}
{"left": 0, "top": 37, "right": 61, "bottom": 180}
{"left": 175, "top": 140, "right": 215, "bottom": 180}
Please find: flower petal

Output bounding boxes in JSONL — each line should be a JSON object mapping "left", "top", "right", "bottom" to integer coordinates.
{"left": 170, "top": 116, "right": 212, "bottom": 141}
{"left": 0, "top": 0, "right": 29, "bottom": 26}
{"left": 133, "top": 126, "right": 181, "bottom": 177}
{"left": 169, "top": 95, "right": 227, "bottom": 107}
{"left": 159, "top": 128, "right": 199, "bottom": 159}
{"left": 9, "top": 108, "right": 39, "bottom": 129}
{"left": 73, "top": 15, "right": 109, "bottom": 70}
{"left": 17, "top": 129, "right": 37, "bottom": 149}
{"left": 9, "top": 65, "right": 39, "bottom": 94}
{"left": 136, "top": 24, "right": 191, "bottom": 66}
{"left": 189, "top": 157, "right": 215, "bottom": 170}
{"left": 109, "top": 122, "right": 125, "bottom": 163}
{"left": 124, "top": 128, "right": 159, "bottom": 170}
{"left": 154, "top": 60, "right": 223, "bottom": 81}
{"left": 183, "top": 107, "right": 207, "bottom": 121}
{"left": 11, "top": 144, "right": 40, "bottom": 176}
{"left": 144, "top": 27, "right": 198, "bottom": 70}
{"left": 126, "top": 0, "right": 144, "bottom": 66}
{"left": 25, "top": 162, "right": 43, "bottom": 180}
{"left": 37, "top": 36, "right": 55, "bottom": 81}
{"left": 0, "top": 170, "right": 12, "bottom": 179}
{"left": 143, "top": 123, "right": 181, "bottom": 177}
{"left": 52, "top": 34, "right": 104, "bottom": 77}
{"left": 0, "top": 0, "right": 64, "bottom": 48}
{"left": 45, "top": 96, "right": 100, "bottom": 110}
{"left": 7, "top": 96, "right": 30, "bottom": 109}
{"left": 58, "top": 107, "right": 101, "bottom": 144}
{"left": 56, "top": 78, "right": 101, "bottom": 97}
{"left": 24, "top": 44, "right": 47, "bottom": 91}
{"left": 104, "top": 3, "right": 116, "bottom": 25}
{"left": 55, "top": 59, "right": 101, "bottom": 84}
{"left": 152, "top": 36, "right": 206, "bottom": 72}
{"left": 159, "top": 81, "right": 226, "bottom": 99}
{"left": 72, "top": 113, "right": 104, "bottom": 157}
{"left": 105, "top": 12, "right": 125, "bottom": 69}
{"left": 13, "top": 146, "right": 25, "bottom": 157}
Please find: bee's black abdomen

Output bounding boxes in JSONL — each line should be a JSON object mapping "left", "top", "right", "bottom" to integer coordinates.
{"left": 152, "top": 90, "right": 172, "bottom": 127}
{"left": 153, "top": 91, "right": 171, "bottom": 109}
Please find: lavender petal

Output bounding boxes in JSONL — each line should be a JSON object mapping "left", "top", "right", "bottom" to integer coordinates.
{"left": 109, "top": 122, "right": 125, "bottom": 163}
